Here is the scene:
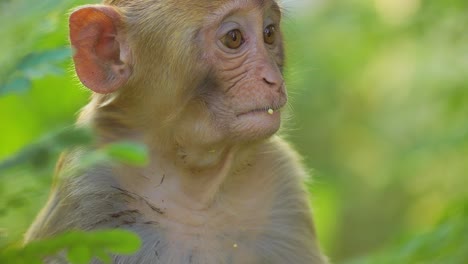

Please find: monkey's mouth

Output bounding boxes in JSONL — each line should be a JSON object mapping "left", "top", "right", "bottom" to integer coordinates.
{"left": 236, "top": 104, "right": 284, "bottom": 117}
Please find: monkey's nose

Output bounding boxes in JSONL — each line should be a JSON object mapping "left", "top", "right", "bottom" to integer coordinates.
{"left": 261, "top": 67, "right": 283, "bottom": 88}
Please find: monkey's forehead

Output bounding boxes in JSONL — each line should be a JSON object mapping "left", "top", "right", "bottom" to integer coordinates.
{"left": 104, "top": 0, "right": 281, "bottom": 16}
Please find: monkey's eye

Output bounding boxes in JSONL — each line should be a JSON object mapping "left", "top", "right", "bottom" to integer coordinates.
{"left": 222, "top": 29, "right": 244, "bottom": 49}
{"left": 264, "top": 25, "right": 276, "bottom": 45}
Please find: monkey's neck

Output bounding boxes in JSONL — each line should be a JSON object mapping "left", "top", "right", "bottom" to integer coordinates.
{"left": 167, "top": 142, "right": 253, "bottom": 208}
{"left": 116, "top": 141, "right": 256, "bottom": 211}
{"left": 179, "top": 148, "right": 237, "bottom": 208}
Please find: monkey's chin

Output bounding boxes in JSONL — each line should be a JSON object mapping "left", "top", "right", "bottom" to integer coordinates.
{"left": 233, "top": 110, "right": 282, "bottom": 140}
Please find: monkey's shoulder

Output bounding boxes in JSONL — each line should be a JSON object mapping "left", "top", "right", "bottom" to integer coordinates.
{"left": 254, "top": 136, "right": 310, "bottom": 181}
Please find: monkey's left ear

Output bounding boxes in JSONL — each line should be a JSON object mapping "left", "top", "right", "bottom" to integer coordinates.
{"left": 69, "top": 5, "right": 132, "bottom": 94}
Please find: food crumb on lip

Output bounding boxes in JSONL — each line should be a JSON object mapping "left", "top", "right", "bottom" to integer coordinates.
{"left": 237, "top": 105, "right": 282, "bottom": 117}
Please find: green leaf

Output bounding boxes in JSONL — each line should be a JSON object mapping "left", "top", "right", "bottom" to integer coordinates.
{"left": 23, "top": 63, "right": 65, "bottom": 79}
{"left": 93, "top": 250, "right": 112, "bottom": 264}
{"left": 0, "top": 76, "right": 31, "bottom": 95}
{"left": 0, "top": 229, "right": 141, "bottom": 264}
{"left": 92, "top": 230, "right": 142, "bottom": 254}
{"left": 49, "top": 126, "right": 94, "bottom": 149}
{"left": 102, "top": 141, "right": 149, "bottom": 166}
{"left": 0, "top": 48, "right": 71, "bottom": 96}
{"left": 67, "top": 245, "right": 92, "bottom": 264}
{"left": 18, "top": 48, "right": 71, "bottom": 72}
{"left": 0, "top": 126, "right": 93, "bottom": 173}
{"left": 78, "top": 151, "right": 111, "bottom": 169}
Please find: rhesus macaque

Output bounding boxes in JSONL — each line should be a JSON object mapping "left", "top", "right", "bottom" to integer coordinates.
{"left": 25, "top": 0, "right": 327, "bottom": 263}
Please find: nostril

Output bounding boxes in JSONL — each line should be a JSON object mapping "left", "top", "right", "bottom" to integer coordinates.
{"left": 263, "top": 78, "right": 275, "bottom": 86}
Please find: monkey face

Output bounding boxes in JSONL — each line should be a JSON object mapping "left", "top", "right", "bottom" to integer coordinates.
{"left": 197, "top": 0, "right": 287, "bottom": 141}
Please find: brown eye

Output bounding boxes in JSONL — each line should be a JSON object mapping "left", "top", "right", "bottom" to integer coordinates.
{"left": 264, "top": 25, "right": 276, "bottom": 45}
{"left": 222, "top": 29, "right": 244, "bottom": 49}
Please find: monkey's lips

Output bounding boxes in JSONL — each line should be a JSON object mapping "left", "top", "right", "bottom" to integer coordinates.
{"left": 236, "top": 104, "right": 284, "bottom": 117}
{"left": 233, "top": 103, "right": 284, "bottom": 139}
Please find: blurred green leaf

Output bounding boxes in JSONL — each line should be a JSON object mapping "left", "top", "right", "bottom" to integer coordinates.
{"left": 93, "top": 250, "right": 112, "bottom": 264}
{"left": 0, "top": 126, "right": 93, "bottom": 172}
{"left": 0, "top": 229, "right": 141, "bottom": 264}
{"left": 347, "top": 202, "right": 468, "bottom": 264}
{"left": 0, "top": 48, "right": 71, "bottom": 96}
{"left": 102, "top": 141, "right": 149, "bottom": 167}
{"left": 67, "top": 245, "right": 92, "bottom": 264}
{"left": 18, "top": 48, "right": 71, "bottom": 73}
{"left": 93, "top": 229, "right": 142, "bottom": 254}
{"left": 0, "top": 77, "right": 31, "bottom": 96}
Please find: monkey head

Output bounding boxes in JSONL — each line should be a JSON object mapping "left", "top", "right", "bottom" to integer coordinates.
{"left": 70, "top": 0, "right": 287, "bottom": 151}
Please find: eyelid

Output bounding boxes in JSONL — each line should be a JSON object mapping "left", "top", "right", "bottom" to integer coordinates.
{"left": 217, "top": 22, "right": 242, "bottom": 39}
{"left": 264, "top": 19, "right": 279, "bottom": 28}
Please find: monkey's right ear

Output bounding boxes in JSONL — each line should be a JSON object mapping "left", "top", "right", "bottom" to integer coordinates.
{"left": 69, "top": 5, "right": 132, "bottom": 94}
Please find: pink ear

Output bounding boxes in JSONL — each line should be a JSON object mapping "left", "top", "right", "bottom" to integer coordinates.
{"left": 69, "top": 5, "right": 131, "bottom": 94}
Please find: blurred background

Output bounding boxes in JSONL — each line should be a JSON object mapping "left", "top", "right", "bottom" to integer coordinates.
{"left": 1, "top": 0, "right": 467, "bottom": 263}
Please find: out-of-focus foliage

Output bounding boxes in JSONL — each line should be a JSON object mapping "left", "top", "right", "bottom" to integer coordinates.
{"left": 0, "top": 0, "right": 467, "bottom": 263}
{"left": 0, "top": 0, "right": 93, "bottom": 160}
{"left": 0, "top": 0, "right": 78, "bottom": 95}
{"left": 1, "top": 229, "right": 141, "bottom": 264}
{"left": 0, "top": 0, "right": 97, "bottom": 246}
{"left": 0, "top": 126, "right": 147, "bottom": 263}
{"left": 0, "top": 125, "right": 149, "bottom": 177}
{"left": 0, "top": 127, "right": 93, "bottom": 172}
{"left": 283, "top": 0, "right": 468, "bottom": 262}
{"left": 348, "top": 203, "right": 468, "bottom": 264}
